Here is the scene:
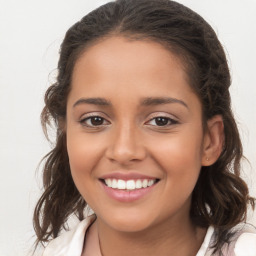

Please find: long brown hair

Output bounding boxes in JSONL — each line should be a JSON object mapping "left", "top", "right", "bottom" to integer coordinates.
{"left": 33, "top": 0, "right": 255, "bottom": 253}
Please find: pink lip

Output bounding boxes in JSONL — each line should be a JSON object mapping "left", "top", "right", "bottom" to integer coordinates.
{"left": 99, "top": 172, "right": 157, "bottom": 181}
{"left": 100, "top": 180, "right": 158, "bottom": 203}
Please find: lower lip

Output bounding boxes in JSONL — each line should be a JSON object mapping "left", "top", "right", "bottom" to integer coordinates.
{"left": 101, "top": 182, "right": 157, "bottom": 202}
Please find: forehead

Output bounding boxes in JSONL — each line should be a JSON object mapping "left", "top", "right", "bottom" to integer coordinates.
{"left": 73, "top": 37, "right": 191, "bottom": 87}
{"left": 69, "top": 36, "right": 199, "bottom": 110}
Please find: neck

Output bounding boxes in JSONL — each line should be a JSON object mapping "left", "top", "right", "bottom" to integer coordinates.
{"left": 96, "top": 215, "right": 206, "bottom": 256}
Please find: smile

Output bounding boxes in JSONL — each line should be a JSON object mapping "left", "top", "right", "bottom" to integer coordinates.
{"left": 103, "top": 178, "right": 158, "bottom": 190}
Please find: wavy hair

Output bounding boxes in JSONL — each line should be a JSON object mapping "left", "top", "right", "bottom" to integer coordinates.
{"left": 33, "top": 0, "right": 255, "bottom": 253}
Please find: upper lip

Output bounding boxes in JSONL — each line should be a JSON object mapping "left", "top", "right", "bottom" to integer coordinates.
{"left": 99, "top": 172, "right": 159, "bottom": 181}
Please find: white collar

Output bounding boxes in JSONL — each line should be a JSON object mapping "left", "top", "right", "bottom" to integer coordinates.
{"left": 196, "top": 226, "right": 214, "bottom": 256}
{"left": 43, "top": 215, "right": 214, "bottom": 256}
{"left": 43, "top": 215, "right": 96, "bottom": 256}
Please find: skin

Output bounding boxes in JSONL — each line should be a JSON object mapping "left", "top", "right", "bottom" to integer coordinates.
{"left": 66, "top": 36, "right": 224, "bottom": 256}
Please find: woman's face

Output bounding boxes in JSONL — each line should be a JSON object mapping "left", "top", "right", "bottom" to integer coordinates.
{"left": 66, "top": 36, "right": 208, "bottom": 233}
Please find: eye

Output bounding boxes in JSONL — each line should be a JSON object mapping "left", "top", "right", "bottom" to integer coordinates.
{"left": 146, "top": 116, "right": 178, "bottom": 126}
{"left": 80, "top": 116, "right": 109, "bottom": 127}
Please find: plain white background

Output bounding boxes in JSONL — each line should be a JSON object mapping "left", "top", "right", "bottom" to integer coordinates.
{"left": 0, "top": 0, "right": 255, "bottom": 255}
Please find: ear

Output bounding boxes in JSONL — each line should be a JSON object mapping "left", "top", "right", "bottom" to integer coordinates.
{"left": 201, "top": 115, "right": 224, "bottom": 166}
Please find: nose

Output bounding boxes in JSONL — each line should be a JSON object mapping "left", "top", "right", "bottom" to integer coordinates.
{"left": 105, "top": 123, "right": 147, "bottom": 165}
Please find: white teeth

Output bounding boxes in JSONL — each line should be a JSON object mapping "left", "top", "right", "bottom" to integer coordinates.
{"left": 126, "top": 180, "right": 136, "bottom": 190}
{"left": 104, "top": 178, "right": 157, "bottom": 190}
{"left": 148, "top": 180, "right": 154, "bottom": 186}
{"left": 135, "top": 180, "right": 142, "bottom": 189}
{"left": 117, "top": 179, "right": 126, "bottom": 189}
{"left": 105, "top": 178, "right": 111, "bottom": 187}
{"left": 112, "top": 179, "right": 118, "bottom": 188}
{"left": 142, "top": 179, "right": 148, "bottom": 188}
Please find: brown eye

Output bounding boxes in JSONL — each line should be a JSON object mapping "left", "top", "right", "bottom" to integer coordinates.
{"left": 155, "top": 117, "right": 169, "bottom": 126}
{"left": 90, "top": 116, "right": 104, "bottom": 126}
{"left": 80, "top": 116, "right": 109, "bottom": 127}
{"left": 146, "top": 116, "right": 178, "bottom": 127}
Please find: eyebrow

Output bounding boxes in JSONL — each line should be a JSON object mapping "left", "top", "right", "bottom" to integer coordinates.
{"left": 73, "top": 96, "right": 188, "bottom": 109}
{"left": 73, "top": 97, "right": 112, "bottom": 108}
{"left": 140, "top": 97, "right": 188, "bottom": 109}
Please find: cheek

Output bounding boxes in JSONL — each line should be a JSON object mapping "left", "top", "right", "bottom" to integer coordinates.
{"left": 66, "top": 131, "right": 103, "bottom": 180}
{"left": 151, "top": 132, "right": 203, "bottom": 166}
{"left": 149, "top": 127, "right": 203, "bottom": 186}
{"left": 152, "top": 137, "right": 203, "bottom": 210}
{"left": 66, "top": 133, "right": 104, "bottom": 205}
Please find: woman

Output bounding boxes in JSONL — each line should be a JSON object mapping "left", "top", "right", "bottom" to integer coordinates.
{"left": 34, "top": 0, "right": 256, "bottom": 255}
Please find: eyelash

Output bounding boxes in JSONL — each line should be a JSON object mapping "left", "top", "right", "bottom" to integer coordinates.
{"left": 146, "top": 116, "right": 178, "bottom": 127}
{"left": 79, "top": 114, "right": 178, "bottom": 128}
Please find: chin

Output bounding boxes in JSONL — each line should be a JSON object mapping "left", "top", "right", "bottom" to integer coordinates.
{"left": 111, "top": 220, "right": 153, "bottom": 233}
{"left": 97, "top": 208, "right": 159, "bottom": 233}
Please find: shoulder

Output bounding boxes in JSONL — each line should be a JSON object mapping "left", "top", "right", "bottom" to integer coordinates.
{"left": 210, "top": 223, "right": 256, "bottom": 256}
{"left": 42, "top": 214, "right": 96, "bottom": 256}
{"left": 203, "top": 223, "right": 256, "bottom": 256}
{"left": 233, "top": 223, "right": 256, "bottom": 256}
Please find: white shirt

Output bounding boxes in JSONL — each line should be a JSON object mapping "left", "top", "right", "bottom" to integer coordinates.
{"left": 43, "top": 215, "right": 256, "bottom": 256}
